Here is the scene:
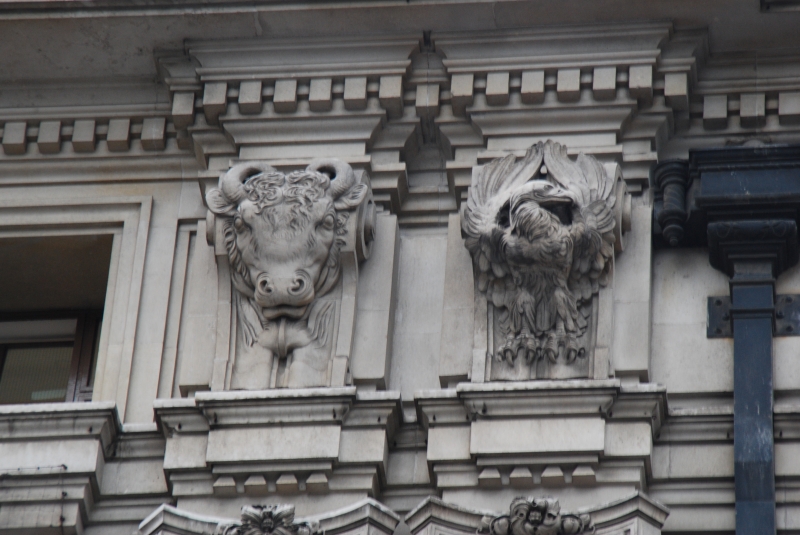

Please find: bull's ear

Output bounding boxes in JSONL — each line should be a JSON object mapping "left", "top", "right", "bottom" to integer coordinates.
{"left": 206, "top": 188, "right": 237, "bottom": 215}
{"left": 333, "top": 183, "right": 368, "bottom": 210}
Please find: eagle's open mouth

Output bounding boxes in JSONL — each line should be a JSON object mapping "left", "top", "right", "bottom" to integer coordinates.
{"left": 539, "top": 198, "right": 573, "bottom": 225}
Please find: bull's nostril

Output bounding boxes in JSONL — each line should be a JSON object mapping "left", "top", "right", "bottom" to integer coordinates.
{"left": 290, "top": 277, "right": 306, "bottom": 294}
{"left": 258, "top": 278, "right": 273, "bottom": 294}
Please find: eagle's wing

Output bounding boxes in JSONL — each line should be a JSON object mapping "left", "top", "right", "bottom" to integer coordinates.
{"left": 462, "top": 144, "right": 544, "bottom": 306}
{"left": 543, "top": 141, "right": 616, "bottom": 310}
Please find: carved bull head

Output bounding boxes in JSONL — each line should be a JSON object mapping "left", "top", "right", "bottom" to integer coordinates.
{"left": 206, "top": 159, "right": 368, "bottom": 320}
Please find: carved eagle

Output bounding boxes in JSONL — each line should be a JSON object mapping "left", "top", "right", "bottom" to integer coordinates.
{"left": 462, "top": 141, "right": 616, "bottom": 364}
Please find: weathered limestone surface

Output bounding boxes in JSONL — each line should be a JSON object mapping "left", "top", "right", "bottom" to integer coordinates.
{"left": 3, "top": 7, "right": 800, "bottom": 534}
{"left": 651, "top": 248, "right": 733, "bottom": 395}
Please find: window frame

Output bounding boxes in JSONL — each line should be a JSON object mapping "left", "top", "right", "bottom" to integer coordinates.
{"left": 0, "top": 310, "right": 102, "bottom": 404}
{"left": 0, "top": 195, "right": 153, "bottom": 417}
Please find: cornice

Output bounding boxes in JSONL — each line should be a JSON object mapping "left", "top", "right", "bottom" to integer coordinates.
{"left": 404, "top": 496, "right": 487, "bottom": 533}
{"left": 405, "top": 492, "right": 669, "bottom": 534}
{"left": 154, "top": 387, "right": 403, "bottom": 433}
{"left": 0, "top": 151, "right": 201, "bottom": 186}
{"left": 139, "top": 497, "right": 400, "bottom": 535}
{"left": 194, "top": 387, "right": 358, "bottom": 427}
{"left": 0, "top": 401, "right": 119, "bottom": 440}
{"left": 415, "top": 381, "right": 667, "bottom": 437}
{"left": 434, "top": 23, "right": 672, "bottom": 74}
{"left": 187, "top": 34, "right": 420, "bottom": 83}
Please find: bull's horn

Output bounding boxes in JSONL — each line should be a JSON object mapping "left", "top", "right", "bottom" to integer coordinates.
{"left": 220, "top": 162, "right": 278, "bottom": 202}
{"left": 307, "top": 159, "right": 357, "bottom": 199}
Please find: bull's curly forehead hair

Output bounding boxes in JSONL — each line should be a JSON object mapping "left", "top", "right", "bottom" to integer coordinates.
{"left": 243, "top": 169, "right": 331, "bottom": 211}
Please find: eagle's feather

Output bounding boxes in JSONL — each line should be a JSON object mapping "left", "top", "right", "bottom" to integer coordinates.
{"left": 462, "top": 140, "right": 617, "bottom": 363}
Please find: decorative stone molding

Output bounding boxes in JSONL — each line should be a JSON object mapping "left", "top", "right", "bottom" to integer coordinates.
{"left": 154, "top": 388, "right": 401, "bottom": 498}
{"left": 478, "top": 497, "right": 593, "bottom": 535}
{"left": 218, "top": 505, "right": 321, "bottom": 535}
{"left": 414, "top": 380, "right": 665, "bottom": 493}
{"left": 205, "top": 159, "right": 376, "bottom": 389}
{"left": 462, "top": 141, "right": 630, "bottom": 379}
{"left": 405, "top": 493, "right": 668, "bottom": 535}
{"left": 137, "top": 495, "right": 667, "bottom": 535}
{"left": 433, "top": 24, "right": 704, "bottom": 192}
{"left": 0, "top": 115, "right": 187, "bottom": 158}
{"left": 139, "top": 498, "right": 400, "bottom": 535}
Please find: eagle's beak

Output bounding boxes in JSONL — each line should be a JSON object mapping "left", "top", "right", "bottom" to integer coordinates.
{"left": 538, "top": 195, "right": 572, "bottom": 207}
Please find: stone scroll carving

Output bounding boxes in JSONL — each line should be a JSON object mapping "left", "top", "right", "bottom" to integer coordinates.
{"left": 218, "top": 505, "right": 321, "bottom": 535}
{"left": 206, "top": 159, "right": 375, "bottom": 388}
{"left": 478, "top": 497, "right": 594, "bottom": 535}
{"left": 463, "top": 141, "right": 626, "bottom": 379}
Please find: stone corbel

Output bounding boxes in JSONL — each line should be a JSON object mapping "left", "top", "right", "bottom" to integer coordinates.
{"left": 453, "top": 141, "right": 631, "bottom": 383}
{"left": 415, "top": 380, "right": 665, "bottom": 494}
{"left": 155, "top": 388, "right": 401, "bottom": 500}
{"left": 204, "top": 159, "right": 377, "bottom": 390}
{"left": 0, "top": 402, "right": 121, "bottom": 535}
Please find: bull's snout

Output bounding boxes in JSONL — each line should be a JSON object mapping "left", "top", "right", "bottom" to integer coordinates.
{"left": 254, "top": 272, "right": 315, "bottom": 309}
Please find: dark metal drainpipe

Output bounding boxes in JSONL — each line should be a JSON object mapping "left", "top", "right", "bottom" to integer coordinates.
{"left": 654, "top": 150, "right": 800, "bottom": 535}
{"left": 726, "top": 256, "right": 776, "bottom": 535}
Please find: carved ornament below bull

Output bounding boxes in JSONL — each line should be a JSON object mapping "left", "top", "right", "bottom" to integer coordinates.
{"left": 206, "top": 159, "right": 375, "bottom": 388}
{"left": 478, "top": 497, "right": 594, "bottom": 535}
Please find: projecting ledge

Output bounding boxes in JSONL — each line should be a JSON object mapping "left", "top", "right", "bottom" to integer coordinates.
{"left": 404, "top": 492, "right": 669, "bottom": 535}
{"left": 192, "top": 387, "right": 358, "bottom": 426}
{"left": 154, "top": 388, "right": 400, "bottom": 483}
{"left": 0, "top": 401, "right": 119, "bottom": 446}
{"left": 415, "top": 380, "right": 666, "bottom": 424}
{"left": 139, "top": 497, "right": 400, "bottom": 535}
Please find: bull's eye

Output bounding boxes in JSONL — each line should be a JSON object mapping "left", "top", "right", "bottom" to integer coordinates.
{"left": 320, "top": 213, "right": 335, "bottom": 230}
{"left": 233, "top": 215, "right": 246, "bottom": 232}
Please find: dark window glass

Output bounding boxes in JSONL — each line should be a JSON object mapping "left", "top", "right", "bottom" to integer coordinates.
{"left": 0, "top": 311, "right": 101, "bottom": 404}
{"left": 0, "top": 344, "right": 73, "bottom": 404}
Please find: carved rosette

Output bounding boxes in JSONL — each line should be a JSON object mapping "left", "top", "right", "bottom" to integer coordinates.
{"left": 478, "top": 497, "right": 594, "bottom": 535}
{"left": 218, "top": 505, "right": 322, "bottom": 535}
{"left": 462, "top": 140, "right": 628, "bottom": 380}
{"left": 206, "top": 159, "right": 375, "bottom": 388}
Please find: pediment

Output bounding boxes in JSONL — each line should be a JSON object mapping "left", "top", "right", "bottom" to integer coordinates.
{"left": 138, "top": 493, "right": 666, "bottom": 535}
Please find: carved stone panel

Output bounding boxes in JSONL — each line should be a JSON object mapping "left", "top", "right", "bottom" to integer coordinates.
{"left": 405, "top": 494, "right": 668, "bottom": 535}
{"left": 206, "top": 159, "right": 376, "bottom": 389}
{"left": 462, "top": 141, "right": 630, "bottom": 380}
{"left": 139, "top": 499, "right": 400, "bottom": 535}
{"left": 218, "top": 505, "right": 321, "bottom": 535}
{"left": 478, "top": 496, "right": 593, "bottom": 535}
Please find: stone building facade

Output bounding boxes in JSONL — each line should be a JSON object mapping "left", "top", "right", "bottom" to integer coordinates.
{"left": 2, "top": 2, "right": 800, "bottom": 534}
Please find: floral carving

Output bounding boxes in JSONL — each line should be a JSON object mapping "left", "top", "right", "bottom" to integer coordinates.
{"left": 462, "top": 141, "right": 617, "bottom": 368}
{"left": 218, "top": 505, "right": 321, "bottom": 535}
{"left": 478, "top": 497, "right": 594, "bottom": 535}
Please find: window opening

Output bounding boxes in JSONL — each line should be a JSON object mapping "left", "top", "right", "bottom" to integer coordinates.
{"left": 0, "top": 233, "right": 112, "bottom": 405}
{"left": 0, "top": 311, "right": 102, "bottom": 404}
